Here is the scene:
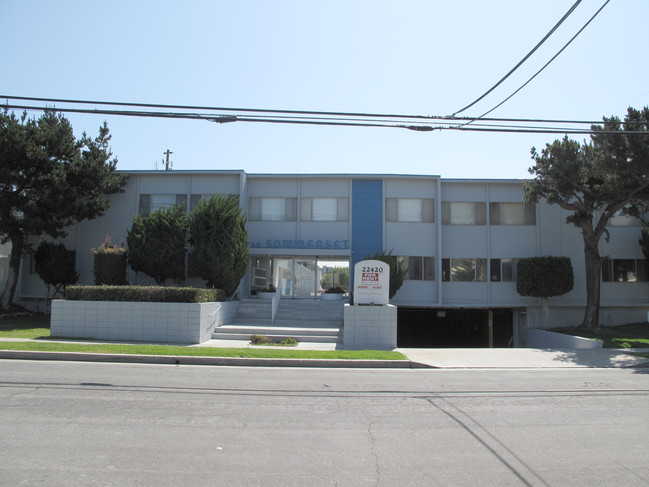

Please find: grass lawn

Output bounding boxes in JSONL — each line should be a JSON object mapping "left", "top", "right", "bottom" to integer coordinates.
{"left": 0, "top": 314, "right": 50, "bottom": 339}
{"left": 0, "top": 341, "right": 406, "bottom": 360}
{"left": 553, "top": 322, "right": 649, "bottom": 349}
{"left": 0, "top": 314, "right": 406, "bottom": 360}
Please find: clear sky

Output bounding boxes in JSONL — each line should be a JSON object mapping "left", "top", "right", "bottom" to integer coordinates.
{"left": 2, "top": 0, "right": 648, "bottom": 179}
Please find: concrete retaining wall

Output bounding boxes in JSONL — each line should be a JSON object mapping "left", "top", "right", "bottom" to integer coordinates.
{"left": 518, "top": 326, "right": 602, "bottom": 349}
{"left": 344, "top": 304, "right": 397, "bottom": 350}
{"left": 51, "top": 300, "right": 240, "bottom": 344}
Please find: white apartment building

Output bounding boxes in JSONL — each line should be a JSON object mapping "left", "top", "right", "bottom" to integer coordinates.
{"left": 14, "top": 170, "right": 649, "bottom": 347}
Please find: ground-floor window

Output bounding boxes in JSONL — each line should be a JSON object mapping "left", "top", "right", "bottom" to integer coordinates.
{"left": 602, "top": 258, "right": 647, "bottom": 282}
{"left": 441, "top": 258, "right": 487, "bottom": 282}
{"left": 250, "top": 256, "right": 350, "bottom": 296}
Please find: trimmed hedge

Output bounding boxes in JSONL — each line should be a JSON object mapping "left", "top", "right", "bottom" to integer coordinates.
{"left": 66, "top": 285, "right": 226, "bottom": 303}
{"left": 516, "top": 256, "right": 574, "bottom": 297}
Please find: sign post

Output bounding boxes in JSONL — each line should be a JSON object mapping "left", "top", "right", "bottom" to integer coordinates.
{"left": 353, "top": 259, "right": 390, "bottom": 305}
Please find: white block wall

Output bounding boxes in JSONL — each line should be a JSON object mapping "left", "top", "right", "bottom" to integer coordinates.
{"left": 344, "top": 304, "right": 397, "bottom": 350}
{"left": 51, "top": 300, "right": 240, "bottom": 344}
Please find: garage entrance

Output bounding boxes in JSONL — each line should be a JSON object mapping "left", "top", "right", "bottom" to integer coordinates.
{"left": 397, "top": 307, "right": 513, "bottom": 348}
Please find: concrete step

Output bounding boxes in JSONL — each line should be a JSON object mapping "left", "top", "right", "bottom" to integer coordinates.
{"left": 229, "top": 317, "right": 342, "bottom": 328}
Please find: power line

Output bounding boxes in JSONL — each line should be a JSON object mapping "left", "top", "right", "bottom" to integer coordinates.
{"left": 473, "top": 0, "right": 611, "bottom": 121}
{"left": 4, "top": 94, "right": 647, "bottom": 127}
{"left": 3, "top": 102, "right": 647, "bottom": 136}
{"left": 451, "top": 0, "right": 582, "bottom": 116}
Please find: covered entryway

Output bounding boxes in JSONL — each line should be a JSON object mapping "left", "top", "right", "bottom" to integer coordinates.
{"left": 250, "top": 256, "right": 349, "bottom": 298}
{"left": 397, "top": 307, "right": 514, "bottom": 348}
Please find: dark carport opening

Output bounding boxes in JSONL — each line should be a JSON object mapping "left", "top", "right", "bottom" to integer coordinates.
{"left": 397, "top": 307, "right": 513, "bottom": 348}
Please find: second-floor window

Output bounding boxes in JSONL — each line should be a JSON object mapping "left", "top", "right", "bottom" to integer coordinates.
{"left": 490, "top": 202, "right": 536, "bottom": 225}
{"left": 301, "top": 197, "right": 349, "bottom": 222}
{"left": 249, "top": 197, "right": 297, "bottom": 221}
{"left": 139, "top": 194, "right": 187, "bottom": 216}
{"left": 386, "top": 198, "right": 435, "bottom": 223}
{"left": 397, "top": 256, "right": 435, "bottom": 281}
{"left": 441, "top": 202, "right": 486, "bottom": 225}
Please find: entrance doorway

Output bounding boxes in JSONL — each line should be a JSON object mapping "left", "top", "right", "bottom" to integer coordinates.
{"left": 250, "top": 256, "right": 350, "bottom": 298}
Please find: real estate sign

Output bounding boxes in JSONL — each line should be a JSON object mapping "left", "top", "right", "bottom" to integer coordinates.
{"left": 354, "top": 259, "right": 389, "bottom": 305}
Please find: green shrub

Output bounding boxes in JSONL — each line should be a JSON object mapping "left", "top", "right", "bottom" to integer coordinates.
{"left": 92, "top": 235, "right": 128, "bottom": 285}
{"left": 65, "top": 285, "right": 225, "bottom": 303}
{"left": 190, "top": 194, "right": 248, "bottom": 296}
{"left": 250, "top": 334, "right": 273, "bottom": 345}
{"left": 127, "top": 204, "right": 190, "bottom": 285}
{"left": 279, "top": 337, "right": 298, "bottom": 346}
{"left": 33, "top": 241, "right": 79, "bottom": 298}
{"left": 324, "top": 287, "right": 345, "bottom": 294}
{"left": 516, "top": 256, "right": 574, "bottom": 298}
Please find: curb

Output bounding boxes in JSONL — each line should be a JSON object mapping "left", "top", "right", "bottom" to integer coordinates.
{"left": 0, "top": 350, "right": 430, "bottom": 369}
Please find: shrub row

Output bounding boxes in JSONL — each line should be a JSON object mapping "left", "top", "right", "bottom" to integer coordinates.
{"left": 66, "top": 285, "right": 225, "bottom": 303}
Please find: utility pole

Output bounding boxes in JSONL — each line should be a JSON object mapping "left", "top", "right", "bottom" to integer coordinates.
{"left": 163, "top": 149, "right": 173, "bottom": 171}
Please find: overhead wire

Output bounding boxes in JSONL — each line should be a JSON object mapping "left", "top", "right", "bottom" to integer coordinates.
{"left": 3, "top": 102, "right": 648, "bottom": 135}
{"left": 450, "top": 0, "right": 583, "bottom": 117}
{"left": 471, "top": 0, "right": 611, "bottom": 122}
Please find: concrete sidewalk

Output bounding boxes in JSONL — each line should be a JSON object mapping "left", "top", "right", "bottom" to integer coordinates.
{"left": 1, "top": 337, "right": 649, "bottom": 368}
{"left": 397, "top": 347, "right": 649, "bottom": 369}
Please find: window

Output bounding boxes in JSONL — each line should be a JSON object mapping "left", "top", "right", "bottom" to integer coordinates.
{"left": 190, "top": 194, "right": 240, "bottom": 209}
{"left": 386, "top": 198, "right": 434, "bottom": 223}
{"left": 249, "top": 197, "right": 297, "bottom": 221}
{"left": 139, "top": 194, "right": 187, "bottom": 216}
{"left": 602, "top": 258, "right": 647, "bottom": 282}
{"left": 608, "top": 209, "right": 641, "bottom": 227}
{"left": 441, "top": 202, "right": 486, "bottom": 225}
{"left": 490, "top": 258, "right": 519, "bottom": 281}
{"left": 397, "top": 256, "right": 435, "bottom": 281}
{"left": 490, "top": 202, "right": 536, "bottom": 225}
{"left": 300, "top": 197, "right": 349, "bottom": 222}
{"left": 441, "top": 258, "right": 487, "bottom": 282}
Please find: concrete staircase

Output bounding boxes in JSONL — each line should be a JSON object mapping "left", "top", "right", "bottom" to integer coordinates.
{"left": 212, "top": 298, "right": 344, "bottom": 345}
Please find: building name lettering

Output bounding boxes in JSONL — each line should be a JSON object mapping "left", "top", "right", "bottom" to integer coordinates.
{"left": 248, "top": 239, "right": 350, "bottom": 250}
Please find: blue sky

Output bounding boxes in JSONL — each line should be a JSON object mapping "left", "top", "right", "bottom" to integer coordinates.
{"left": 2, "top": 0, "right": 648, "bottom": 179}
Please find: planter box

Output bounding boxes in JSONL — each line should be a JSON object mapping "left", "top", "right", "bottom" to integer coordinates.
{"left": 257, "top": 292, "right": 276, "bottom": 300}
{"left": 50, "top": 300, "right": 240, "bottom": 344}
{"left": 321, "top": 293, "right": 343, "bottom": 301}
{"left": 518, "top": 327, "right": 602, "bottom": 349}
{"left": 344, "top": 304, "right": 397, "bottom": 350}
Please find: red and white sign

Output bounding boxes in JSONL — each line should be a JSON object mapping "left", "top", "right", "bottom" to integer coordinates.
{"left": 354, "top": 260, "right": 389, "bottom": 305}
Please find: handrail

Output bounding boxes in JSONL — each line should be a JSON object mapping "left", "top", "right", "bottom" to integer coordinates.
{"left": 271, "top": 289, "right": 280, "bottom": 323}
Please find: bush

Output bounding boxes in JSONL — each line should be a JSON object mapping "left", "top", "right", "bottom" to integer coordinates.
{"left": 190, "top": 194, "right": 248, "bottom": 296}
{"left": 279, "top": 337, "right": 298, "bottom": 346}
{"left": 66, "top": 285, "right": 225, "bottom": 303}
{"left": 250, "top": 334, "right": 273, "bottom": 345}
{"left": 33, "top": 241, "right": 79, "bottom": 298}
{"left": 325, "top": 287, "right": 345, "bottom": 294}
{"left": 92, "top": 235, "right": 128, "bottom": 285}
{"left": 127, "top": 204, "right": 190, "bottom": 285}
{"left": 516, "top": 256, "right": 574, "bottom": 298}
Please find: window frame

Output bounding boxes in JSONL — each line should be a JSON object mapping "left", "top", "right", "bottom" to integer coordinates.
{"left": 441, "top": 202, "right": 486, "bottom": 225}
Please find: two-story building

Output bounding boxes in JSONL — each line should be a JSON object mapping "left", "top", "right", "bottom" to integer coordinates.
{"left": 13, "top": 170, "right": 649, "bottom": 347}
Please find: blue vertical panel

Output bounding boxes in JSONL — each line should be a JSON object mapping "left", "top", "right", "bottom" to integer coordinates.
{"left": 352, "top": 179, "right": 383, "bottom": 281}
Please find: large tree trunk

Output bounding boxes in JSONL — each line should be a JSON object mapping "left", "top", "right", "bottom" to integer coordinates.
{"left": 581, "top": 234, "right": 602, "bottom": 329}
{"left": 0, "top": 232, "right": 24, "bottom": 311}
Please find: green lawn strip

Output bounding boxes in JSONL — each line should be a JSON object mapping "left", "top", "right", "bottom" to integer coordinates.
{"left": 0, "top": 314, "right": 51, "bottom": 339}
{"left": 0, "top": 341, "right": 407, "bottom": 360}
{"left": 552, "top": 323, "right": 649, "bottom": 349}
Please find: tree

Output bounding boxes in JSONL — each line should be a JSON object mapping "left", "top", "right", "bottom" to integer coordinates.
{"left": 33, "top": 240, "right": 79, "bottom": 300}
{"left": 365, "top": 250, "right": 406, "bottom": 299}
{"left": 189, "top": 194, "right": 248, "bottom": 296}
{"left": 0, "top": 109, "right": 128, "bottom": 310}
{"left": 516, "top": 256, "right": 574, "bottom": 329}
{"left": 127, "top": 204, "right": 190, "bottom": 285}
{"left": 639, "top": 221, "right": 649, "bottom": 277}
{"left": 524, "top": 107, "right": 649, "bottom": 328}
{"left": 92, "top": 234, "right": 128, "bottom": 285}
{"left": 320, "top": 266, "right": 350, "bottom": 290}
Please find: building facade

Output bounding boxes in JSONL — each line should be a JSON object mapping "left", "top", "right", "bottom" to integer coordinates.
{"left": 14, "top": 170, "right": 649, "bottom": 345}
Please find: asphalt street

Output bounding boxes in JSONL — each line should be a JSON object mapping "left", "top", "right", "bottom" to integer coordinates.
{"left": 1, "top": 360, "right": 649, "bottom": 486}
